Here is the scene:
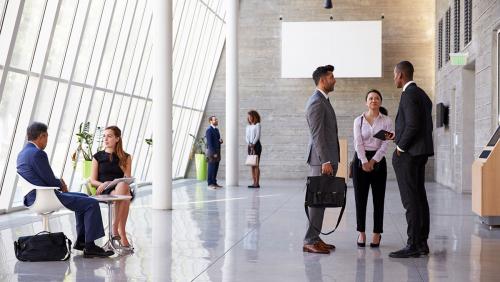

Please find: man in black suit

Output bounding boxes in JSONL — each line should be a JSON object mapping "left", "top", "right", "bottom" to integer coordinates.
{"left": 389, "top": 61, "right": 434, "bottom": 258}
{"left": 206, "top": 116, "right": 223, "bottom": 189}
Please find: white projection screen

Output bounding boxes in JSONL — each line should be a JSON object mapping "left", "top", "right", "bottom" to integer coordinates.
{"left": 281, "top": 21, "right": 382, "bottom": 78}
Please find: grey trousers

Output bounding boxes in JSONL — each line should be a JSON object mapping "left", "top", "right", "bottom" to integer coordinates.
{"left": 303, "top": 165, "right": 337, "bottom": 245}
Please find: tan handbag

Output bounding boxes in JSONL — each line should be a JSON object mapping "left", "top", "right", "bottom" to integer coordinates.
{"left": 245, "top": 147, "right": 258, "bottom": 166}
{"left": 245, "top": 154, "right": 258, "bottom": 166}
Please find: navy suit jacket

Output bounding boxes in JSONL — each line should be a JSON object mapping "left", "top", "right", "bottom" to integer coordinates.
{"left": 17, "top": 143, "right": 62, "bottom": 189}
{"left": 205, "top": 126, "right": 221, "bottom": 161}
{"left": 206, "top": 126, "right": 221, "bottom": 152}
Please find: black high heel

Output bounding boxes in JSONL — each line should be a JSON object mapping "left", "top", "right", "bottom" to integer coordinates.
{"left": 357, "top": 234, "right": 366, "bottom": 247}
{"left": 370, "top": 234, "right": 382, "bottom": 248}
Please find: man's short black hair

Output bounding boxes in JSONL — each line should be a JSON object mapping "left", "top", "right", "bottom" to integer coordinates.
{"left": 396, "top": 61, "right": 414, "bottom": 80}
{"left": 312, "top": 65, "right": 334, "bottom": 86}
{"left": 27, "top": 122, "right": 48, "bottom": 141}
{"left": 208, "top": 116, "right": 216, "bottom": 123}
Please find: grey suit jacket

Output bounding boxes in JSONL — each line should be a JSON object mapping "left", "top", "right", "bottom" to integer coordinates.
{"left": 306, "top": 90, "right": 340, "bottom": 167}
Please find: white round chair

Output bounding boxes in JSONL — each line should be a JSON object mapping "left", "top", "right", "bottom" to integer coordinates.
{"left": 17, "top": 174, "right": 66, "bottom": 231}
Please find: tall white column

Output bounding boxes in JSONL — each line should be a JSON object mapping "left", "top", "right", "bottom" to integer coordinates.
{"left": 152, "top": 0, "right": 172, "bottom": 209}
{"left": 225, "top": 0, "right": 239, "bottom": 186}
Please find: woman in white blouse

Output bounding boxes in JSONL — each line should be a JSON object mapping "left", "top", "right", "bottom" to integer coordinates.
{"left": 353, "top": 89, "right": 393, "bottom": 248}
{"left": 246, "top": 110, "right": 262, "bottom": 188}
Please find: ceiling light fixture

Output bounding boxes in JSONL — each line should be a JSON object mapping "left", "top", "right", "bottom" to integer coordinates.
{"left": 324, "top": 0, "right": 332, "bottom": 9}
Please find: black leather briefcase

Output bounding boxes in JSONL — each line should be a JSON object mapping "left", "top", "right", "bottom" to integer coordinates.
{"left": 14, "top": 231, "right": 72, "bottom": 262}
{"left": 304, "top": 175, "right": 347, "bottom": 235}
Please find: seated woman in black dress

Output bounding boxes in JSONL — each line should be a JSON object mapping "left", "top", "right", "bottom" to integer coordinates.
{"left": 90, "top": 126, "right": 133, "bottom": 249}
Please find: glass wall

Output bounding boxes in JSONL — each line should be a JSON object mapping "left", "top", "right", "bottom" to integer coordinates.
{"left": 0, "top": 0, "right": 225, "bottom": 211}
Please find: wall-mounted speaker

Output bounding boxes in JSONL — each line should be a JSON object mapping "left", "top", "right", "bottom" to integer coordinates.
{"left": 436, "top": 102, "right": 449, "bottom": 128}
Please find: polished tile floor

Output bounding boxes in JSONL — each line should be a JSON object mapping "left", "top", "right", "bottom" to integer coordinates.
{"left": 1, "top": 179, "right": 500, "bottom": 281}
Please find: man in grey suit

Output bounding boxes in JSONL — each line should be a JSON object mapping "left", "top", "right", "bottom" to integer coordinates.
{"left": 303, "top": 65, "right": 340, "bottom": 254}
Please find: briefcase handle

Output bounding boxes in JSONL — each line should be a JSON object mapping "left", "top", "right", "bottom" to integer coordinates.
{"left": 304, "top": 181, "right": 347, "bottom": 236}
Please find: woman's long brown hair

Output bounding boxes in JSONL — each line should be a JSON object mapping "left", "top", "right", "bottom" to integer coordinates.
{"left": 105, "top": 126, "right": 128, "bottom": 170}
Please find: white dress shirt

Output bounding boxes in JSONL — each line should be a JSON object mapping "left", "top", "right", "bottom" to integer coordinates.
{"left": 353, "top": 113, "right": 393, "bottom": 164}
{"left": 246, "top": 123, "right": 261, "bottom": 145}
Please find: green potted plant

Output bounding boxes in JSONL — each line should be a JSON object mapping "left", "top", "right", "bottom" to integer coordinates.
{"left": 189, "top": 134, "right": 207, "bottom": 181}
{"left": 71, "top": 122, "right": 102, "bottom": 180}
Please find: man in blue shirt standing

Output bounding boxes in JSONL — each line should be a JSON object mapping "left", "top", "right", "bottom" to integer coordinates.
{"left": 205, "top": 116, "right": 223, "bottom": 189}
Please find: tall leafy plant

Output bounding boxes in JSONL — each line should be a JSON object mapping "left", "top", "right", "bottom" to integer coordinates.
{"left": 71, "top": 122, "right": 102, "bottom": 167}
{"left": 189, "top": 134, "right": 206, "bottom": 159}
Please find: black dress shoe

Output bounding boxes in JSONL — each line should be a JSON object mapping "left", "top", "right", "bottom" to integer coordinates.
{"left": 389, "top": 245, "right": 420, "bottom": 258}
{"left": 83, "top": 245, "right": 114, "bottom": 258}
{"left": 418, "top": 242, "right": 429, "bottom": 255}
{"left": 73, "top": 241, "right": 85, "bottom": 251}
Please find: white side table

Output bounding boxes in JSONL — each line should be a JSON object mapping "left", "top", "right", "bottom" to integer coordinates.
{"left": 92, "top": 194, "right": 132, "bottom": 253}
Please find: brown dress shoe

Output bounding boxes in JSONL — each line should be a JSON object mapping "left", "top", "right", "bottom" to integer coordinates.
{"left": 303, "top": 243, "right": 330, "bottom": 254}
{"left": 318, "top": 239, "right": 335, "bottom": 250}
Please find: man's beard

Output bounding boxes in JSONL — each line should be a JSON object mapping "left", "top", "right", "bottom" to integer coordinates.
{"left": 327, "top": 85, "right": 334, "bottom": 93}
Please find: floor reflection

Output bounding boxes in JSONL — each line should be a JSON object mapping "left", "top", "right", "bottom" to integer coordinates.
{"left": 3, "top": 180, "right": 500, "bottom": 281}
{"left": 243, "top": 189, "right": 260, "bottom": 262}
{"left": 355, "top": 248, "right": 384, "bottom": 282}
{"left": 303, "top": 253, "right": 325, "bottom": 282}
{"left": 14, "top": 261, "right": 70, "bottom": 282}
{"left": 152, "top": 210, "right": 172, "bottom": 282}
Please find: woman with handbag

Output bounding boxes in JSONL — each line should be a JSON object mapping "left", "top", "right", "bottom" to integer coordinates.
{"left": 353, "top": 89, "right": 393, "bottom": 248}
{"left": 245, "top": 110, "right": 262, "bottom": 188}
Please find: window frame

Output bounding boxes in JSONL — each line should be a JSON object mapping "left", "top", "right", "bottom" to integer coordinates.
{"left": 0, "top": 0, "right": 226, "bottom": 210}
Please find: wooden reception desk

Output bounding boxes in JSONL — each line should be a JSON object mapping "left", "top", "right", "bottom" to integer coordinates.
{"left": 472, "top": 126, "right": 500, "bottom": 225}
{"left": 337, "top": 138, "right": 348, "bottom": 181}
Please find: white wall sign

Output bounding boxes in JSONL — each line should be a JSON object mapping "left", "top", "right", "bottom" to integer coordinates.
{"left": 281, "top": 21, "right": 382, "bottom": 78}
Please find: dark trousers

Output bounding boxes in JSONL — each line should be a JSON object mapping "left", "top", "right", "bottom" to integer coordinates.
{"left": 352, "top": 151, "right": 387, "bottom": 233}
{"left": 392, "top": 151, "right": 429, "bottom": 246}
{"left": 25, "top": 190, "right": 105, "bottom": 243}
{"left": 207, "top": 161, "right": 220, "bottom": 185}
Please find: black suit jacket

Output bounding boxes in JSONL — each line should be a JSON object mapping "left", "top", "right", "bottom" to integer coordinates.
{"left": 395, "top": 83, "right": 434, "bottom": 157}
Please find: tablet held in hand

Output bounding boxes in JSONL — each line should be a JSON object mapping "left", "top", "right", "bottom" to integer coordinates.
{"left": 104, "top": 177, "right": 135, "bottom": 189}
{"left": 373, "top": 130, "right": 392, "bottom": 141}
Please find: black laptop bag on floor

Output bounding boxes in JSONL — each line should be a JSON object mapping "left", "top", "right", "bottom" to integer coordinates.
{"left": 14, "top": 231, "right": 72, "bottom": 262}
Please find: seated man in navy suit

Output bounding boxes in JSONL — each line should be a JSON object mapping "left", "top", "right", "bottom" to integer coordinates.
{"left": 17, "top": 122, "right": 114, "bottom": 258}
